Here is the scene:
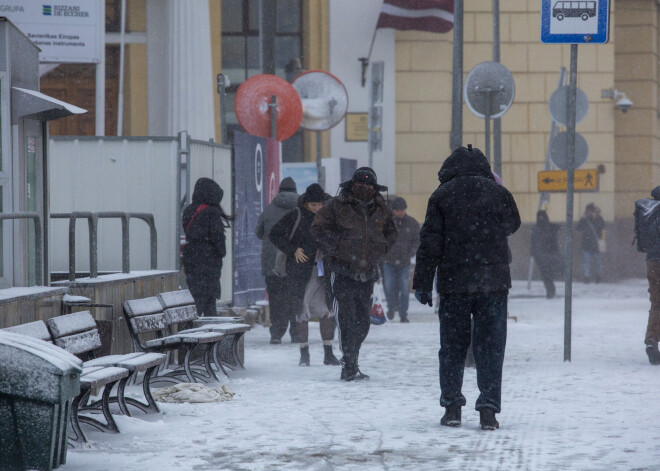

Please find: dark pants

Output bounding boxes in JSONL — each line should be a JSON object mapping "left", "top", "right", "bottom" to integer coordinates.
{"left": 266, "top": 275, "right": 291, "bottom": 341}
{"left": 266, "top": 275, "right": 305, "bottom": 341}
{"left": 438, "top": 292, "right": 508, "bottom": 413}
{"left": 646, "top": 261, "right": 660, "bottom": 344}
{"left": 382, "top": 263, "right": 411, "bottom": 318}
{"left": 331, "top": 272, "right": 374, "bottom": 368}
{"left": 535, "top": 255, "right": 556, "bottom": 298}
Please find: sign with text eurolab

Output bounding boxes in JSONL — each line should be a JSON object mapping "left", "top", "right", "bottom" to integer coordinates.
{"left": 538, "top": 169, "right": 599, "bottom": 192}
{"left": 541, "top": 0, "right": 610, "bottom": 44}
{"left": 0, "top": 0, "right": 103, "bottom": 63}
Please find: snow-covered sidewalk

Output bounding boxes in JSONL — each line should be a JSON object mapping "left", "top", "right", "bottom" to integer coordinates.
{"left": 64, "top": 279, "right": 660, "bottom": 470}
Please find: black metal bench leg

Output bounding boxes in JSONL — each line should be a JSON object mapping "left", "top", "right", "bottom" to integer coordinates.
{"left": 77, "top": 380, "right": 121, "bottom": 434}
{"left": 204, "top": 343, "right": 220, "bottom": 382}
{"left": 116, "top": 375, "right": 131, "bottom": 416}
{"left": 123, "top": 366, "right": 160, "bottom": 415}
{"left": 233, "top": 333, "right": 245, "bottom": 370}
{"left": 212, "top": 341, "right": 229, "bottom": 378}
{"left": 182, "top": 348, "right": 197, "bottom": 383}
{"left": 68, "top": 391, "right": 89, "bottom": 445}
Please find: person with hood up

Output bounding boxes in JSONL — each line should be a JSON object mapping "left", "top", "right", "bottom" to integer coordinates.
{"left": 269, "top": 184, "right": 340, "bottom": 367}
{"left": 182, "top": 178, "right": 234, "bottom": 317}
{"left": 413, "top": 145, "right": 520, "bottom": 431}
{"left": 311, "top": 167, "right": 397, "bottom": 381}
{"left": 382, "top": 196, "right": 420, "bottom": 323}
{"left": 531, "top": 210, "right": 561, "bottom": 299}
{"left": 255, "top": 177, "right": 300, "bottom": 344}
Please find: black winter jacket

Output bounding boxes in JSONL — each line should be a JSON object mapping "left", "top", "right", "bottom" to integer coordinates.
{"left": 311, "top": 188, "right": 397, "bottom": 280}
{"left": 576, "top": 215, "right": 605, "bottom": 253}
{"left": 382, "top": 214, "right": 420, "bottom": 267}
{"left": 413, "top": 147, "right": 521, "bottom": 295}
{"left": 182, "top": 178, "right": 227, "bottom": 299}
{"left": 269, "top": 201, "right": 318, "bottom": 285}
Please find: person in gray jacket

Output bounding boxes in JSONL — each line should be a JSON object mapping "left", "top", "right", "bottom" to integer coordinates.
{"left": 255, "top": 177, "right": 300, "bottom": 343}
{"left": 382, "top": 197, "right": 420, "bottom": 322}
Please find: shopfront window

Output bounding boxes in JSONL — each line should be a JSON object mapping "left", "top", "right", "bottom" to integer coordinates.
{"left": 222, "top": 0, "right": 303, "bottom": 162}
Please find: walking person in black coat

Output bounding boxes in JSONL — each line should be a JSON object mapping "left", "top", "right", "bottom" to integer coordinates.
{"left": 269, "top": 184, "right": 340, "bottom": 367}
{"left": 413, "top": 145, "right": 520, "bottom": 430}
{"left": 531, "top": 210, "right": 561, "bottom": 299}
{"left": 312, "top": 167, "right": 398, "bottom": 381}
{"left": 255, "top": 177, "right": 300, "bottom": 343}
{"left": 182, "top": 178, "right": 233, "bottom": 317}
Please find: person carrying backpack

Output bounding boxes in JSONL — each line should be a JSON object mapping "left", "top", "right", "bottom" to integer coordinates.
{"left": 636, "top": 186, "right": 660, "bottom": 365}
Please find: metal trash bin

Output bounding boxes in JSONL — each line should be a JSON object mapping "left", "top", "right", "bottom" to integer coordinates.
{"left": 0, "top": 331, "right": 82, "bottom": 471}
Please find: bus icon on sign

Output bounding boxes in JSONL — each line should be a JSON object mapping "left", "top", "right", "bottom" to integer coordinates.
{"left": 553, "top": 1, "right": 597, "bottom": 21}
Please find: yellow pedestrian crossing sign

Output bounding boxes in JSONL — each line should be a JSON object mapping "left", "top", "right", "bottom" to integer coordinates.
{"left": 538, "top": 169, "right": 598, "bottom": 192}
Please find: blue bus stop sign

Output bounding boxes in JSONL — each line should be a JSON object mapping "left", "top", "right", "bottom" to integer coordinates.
{"left": 541, "top": 0, "right": 610, "bottom": 44}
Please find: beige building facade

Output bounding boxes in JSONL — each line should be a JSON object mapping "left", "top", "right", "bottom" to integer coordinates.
{"left": 41, "top": 0, "right": 656, "bottom": 279}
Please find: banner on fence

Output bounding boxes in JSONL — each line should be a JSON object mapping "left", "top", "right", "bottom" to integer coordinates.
{"left": 233, "top": 132, "right": 269, "bottom": 307}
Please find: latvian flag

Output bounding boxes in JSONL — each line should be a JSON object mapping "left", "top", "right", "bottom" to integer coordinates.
{"left": 376, "top": 0, "right": 454, "bottom": 34}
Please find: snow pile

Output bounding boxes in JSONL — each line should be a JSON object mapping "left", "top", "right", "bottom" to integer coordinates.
{"left": 152, "top": 383, "right": 235, "bottom": 403}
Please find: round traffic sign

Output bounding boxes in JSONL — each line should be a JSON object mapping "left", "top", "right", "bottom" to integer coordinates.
{"left": 291, "top": 70, "right": 349, "bottom": 131}
{"left": 549, "top": 131, "right": 589, "bottom": 170}
{"left": 464, "top": 61, "right": 515, "bottom": 119}
{"left": 548, "top": 86, "right": 589, "bottom": 126}
{"left": 235, "top": 74, "right": 303, "bottom": 141}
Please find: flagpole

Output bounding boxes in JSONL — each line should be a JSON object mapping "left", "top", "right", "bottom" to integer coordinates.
{"left": 450, "top": 0, "right": 464, "bottom": 150}
{"left": 360, "top": 17, "right": 380, "bottom": 87}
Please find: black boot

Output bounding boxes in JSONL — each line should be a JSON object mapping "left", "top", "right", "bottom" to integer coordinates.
{"left": 323, "top": 345, "right": 340, "bottom": 365}
{"left": 479, "top": 409, "right": 499, "bottom": 430}
{"left": 646, "top": 342, "right": 660, "bottom": 365}
{"left": 440, "top": 405, "right": 461, "bottom": 427}
{"left": 299, "top": 346, "right": 310, "bottom": 366}
{"left": 344, "top": 365, "right": 369, "bottom": 381}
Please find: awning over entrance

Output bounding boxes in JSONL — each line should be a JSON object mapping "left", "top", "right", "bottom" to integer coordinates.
{"left": 11, "top": 86, "right": 87, "bottom": 124}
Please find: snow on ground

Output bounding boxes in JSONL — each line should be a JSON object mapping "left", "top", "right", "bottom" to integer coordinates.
{"left": 63, "top": 279, "right": 660, "bottom": 470}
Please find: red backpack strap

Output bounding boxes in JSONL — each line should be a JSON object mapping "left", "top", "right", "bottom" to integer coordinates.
{"left": 185, "top": 204, "right": 209, "bottom": 233}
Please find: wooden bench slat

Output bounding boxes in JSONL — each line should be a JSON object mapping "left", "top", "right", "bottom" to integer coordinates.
{"left": 54, "top": 330, "right": 102, "bottom": 355}
{"left": 157, "top": 290, "right": 195, "bottom": 309}
{"left": 164, "top": 306, "right": 197, "bottom": 324}
{"left": 130, "top": 313, "right": 167, "bottom": 334}
{"left": 47, "top": 311, "right": 97, "bottom": 338}
{"left": 123, "top": 297, "right": 164, "bottom": 317}
{"left": 2, "top": 321, "right": 53, "bottom": 343}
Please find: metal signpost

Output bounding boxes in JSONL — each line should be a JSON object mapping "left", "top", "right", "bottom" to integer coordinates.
{"left": 541, "top": 0, "right": 610, "bottom": 362}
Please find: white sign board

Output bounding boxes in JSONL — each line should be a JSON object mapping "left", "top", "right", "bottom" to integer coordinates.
{"left": 541, "top": 0, "right": 610, "bottom": 44}
{"left": 0, "top": 0, "right": 104, "bottom": 63}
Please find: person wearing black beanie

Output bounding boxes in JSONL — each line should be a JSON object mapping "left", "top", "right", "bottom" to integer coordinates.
{"left": 269, "top": 184, "right": 340, "bottom": 366}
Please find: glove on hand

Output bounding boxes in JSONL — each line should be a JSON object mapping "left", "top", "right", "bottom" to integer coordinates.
{"left": 415, "top": 291, "right": 433, "bottom": 307}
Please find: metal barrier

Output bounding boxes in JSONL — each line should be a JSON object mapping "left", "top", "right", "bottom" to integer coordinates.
{"left": 50, "top": 211, "right": 157, "bottom": 282}
{"left": 0, "top": 213, "right": 43, "bottom": 285}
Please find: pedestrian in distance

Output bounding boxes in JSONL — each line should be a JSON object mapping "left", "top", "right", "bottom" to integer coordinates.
{"left": 634, "top": 186, "right": 660, "bottom": 365}
{"left": 182, "top": 178, "right": 234, "bottom": 317}
{"left": 255, "top": 177, "right": 300, "bottom": 344}
{"left": 269, "top": 183, "right": 341, "bottom": 367}
{"left": 413, "top": 145, "right": 521, "bottom": 430}
{"left": 311, "top": 167, "right": 397, "bottom": 381}
{"left": 576, "top": 203, "right": 605, "bottom": 283}
{"left": 531, "top": 210, "right": 562, "bottom": 299}
{"left": 382, "top": 196, "right": 420, "bottom": 322}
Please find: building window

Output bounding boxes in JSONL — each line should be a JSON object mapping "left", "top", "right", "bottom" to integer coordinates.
{"left": 222, "top": 0, "right": 304, "bottom": 162}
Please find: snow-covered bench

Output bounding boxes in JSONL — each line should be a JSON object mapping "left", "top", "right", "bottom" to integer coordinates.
{"left": 2, "top": 319, "right": 136, "bottom": 444}
{"left": 156, "top": 289, "right": 251, "bottom": 371}
{"left": 46, "top": 312, "right": 167, "bottom": 418}
{"left": 122, "top": 296, "right": 226, "bottom": 383}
